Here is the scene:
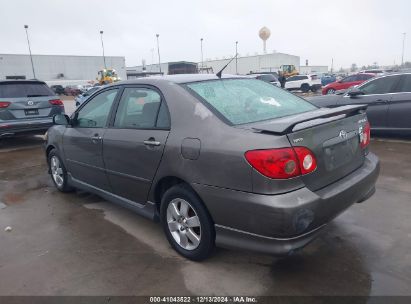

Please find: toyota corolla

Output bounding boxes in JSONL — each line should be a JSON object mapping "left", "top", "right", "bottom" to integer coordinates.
{"left": 45, "top": 74, "right": 379, "bottom": 260}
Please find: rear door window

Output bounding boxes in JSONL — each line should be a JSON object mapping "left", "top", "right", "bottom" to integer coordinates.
{"left": 186, "top": 78, "right": 316, "bottom": 125}
{"left": 114, "top": 87, "right": 167, "bottom": 129}
{"left": 394, "top": 75, "right": 411, "bottom": 93}
{"left": 0, "top": 82, "right": 54, "bottom": 98}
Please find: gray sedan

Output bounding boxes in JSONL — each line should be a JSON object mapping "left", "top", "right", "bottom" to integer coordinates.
{"left": 0, "top": 80, "right": 65, "bottom": 138}
{"left": 45, "top": 74, "right": 379, "bottom": 260}
{"left": 308, "top": 73, "right": 411, "bottom": 134}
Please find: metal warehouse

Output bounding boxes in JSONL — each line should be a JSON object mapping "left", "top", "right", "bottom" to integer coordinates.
{"left": 0, "top": 54, "right": 127, "bottom": 85}
{"left": 127, "top": 52, "right": 301, "bottom": 77}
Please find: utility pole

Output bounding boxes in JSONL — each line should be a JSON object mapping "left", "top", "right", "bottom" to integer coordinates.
{"left": 24, "top": 25, "right": 36, "bottom": 78}
{"left": 100, "top": 30, "right": 107, "bottom": 69}
{"left": 331, "top": 58, "right": 334, "bottom": 74}
{"left": 401, "top": 32, "right": 406, "bottom": 66}
{"left": 156, "top": 34, "right": 162, "bottom": 73}
{"left": 200, "top": 38, "right": 204, "bottom": 69}
{"left": 235, "top": 41, "right": 238, "bottom": 74}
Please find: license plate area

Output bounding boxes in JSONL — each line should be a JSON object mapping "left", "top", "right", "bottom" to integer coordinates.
{"left": 25, "top": 109, "right": 39, "bottom": 116}
{"left": 323, "top": 131, "right": 359, "bottom": 171}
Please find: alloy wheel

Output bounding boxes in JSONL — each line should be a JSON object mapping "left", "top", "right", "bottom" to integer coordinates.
{"left": 50, "top": 156, "right": 64, "bottom": 187}
{"left": 166, "top": 198, "right": 201, "bottom": 250}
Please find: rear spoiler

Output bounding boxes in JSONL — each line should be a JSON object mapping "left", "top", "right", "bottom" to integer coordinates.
{"left": 250, "top": 105, "right": 368, "bottom": 135}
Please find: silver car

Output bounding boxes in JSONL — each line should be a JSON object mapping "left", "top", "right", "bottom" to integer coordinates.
{"left": 0, "top": 80, "right": 65, "bottom": 138}
{"left": 75, "top": 86, "right": 102, "bottom": 107}
{"left": 46, "top": 74, "right": 379, "bottom": 260}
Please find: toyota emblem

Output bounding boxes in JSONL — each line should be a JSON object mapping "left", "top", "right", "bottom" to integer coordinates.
{"left": 339, "top": 130, "right": 347, "bottom": 139}
{"left": 27, "top": 100, "right": 34, "bottom": 106}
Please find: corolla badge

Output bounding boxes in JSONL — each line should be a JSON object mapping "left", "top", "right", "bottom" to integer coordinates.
{"left": 27, "top": 100, "right": 34, "bottom": 106}
{"left": 339, "top": 130, "right": 348, "bottom": 139}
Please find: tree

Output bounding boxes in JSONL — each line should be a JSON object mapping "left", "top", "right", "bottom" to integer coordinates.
{"left": 350, "top": 63, "right": 358, "bottom": 72}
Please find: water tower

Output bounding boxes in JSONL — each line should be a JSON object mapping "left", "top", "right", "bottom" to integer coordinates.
{"left": 259, "top": 26, "right": 271, "bottom": 54}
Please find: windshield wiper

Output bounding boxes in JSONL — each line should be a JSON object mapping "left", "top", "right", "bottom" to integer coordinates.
{"left": 27, "top": 94, "right": 48, "bottom": 97}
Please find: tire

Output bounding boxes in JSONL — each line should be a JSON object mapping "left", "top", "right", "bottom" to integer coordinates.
{"left": 326, "top": 88, "right": 336, "bottom": 95}
{"left": 301, "top": 83, "right": 310, "bottom": 93}
{"left": 160, "top": 184, "right": 215, "bottom": 261}
{"left": 311, "top": 86, "right": 318, "bottom": 93}
{"left": 48, "top": 149, "right": 73, "bottom": 192}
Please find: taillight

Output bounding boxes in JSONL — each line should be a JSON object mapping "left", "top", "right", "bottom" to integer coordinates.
{"left": 0, "top": 101, "right": 10, "bottom": 108}
{"left": 245, "top": 147, "right": 317, "bottom": 179}
{"left": 49, "top": 99, "right": 64, "bottom": 106}
{"left": 294, "top": 147, "right": 317, "bottom": 175}
{"left": 360, "top": 121, "right": 371, "bottom": 149}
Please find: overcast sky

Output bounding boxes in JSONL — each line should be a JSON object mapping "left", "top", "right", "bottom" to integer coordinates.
{"left": 0, "top": 0, "right": 409, "bottom": 69}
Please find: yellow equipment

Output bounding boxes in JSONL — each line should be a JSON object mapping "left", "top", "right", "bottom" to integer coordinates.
{"left": 97, "top": 69, "right": 120, "bottom": 85}
{"left": 279, "top": 65, "right": 299, "bottom": 77}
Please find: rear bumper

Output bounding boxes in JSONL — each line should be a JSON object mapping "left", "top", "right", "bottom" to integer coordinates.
{"left": 0, "top": 118, "right": 53, "bottom": 136}
{"left": 192, "top": 152, "right": 380, "bottom": 255}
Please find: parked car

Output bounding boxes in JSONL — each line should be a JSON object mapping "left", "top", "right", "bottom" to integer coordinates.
{"left": 75, "top": 86, "right": 102, "bottom": 107}
{"left": 247, "top": 73, "right": 280, "bottom": 86}
{"left": 309, "top": 73, "right": 411, "bottom": 134}
{"left": 64, "top": 85, "right": 83, "bottom": 96}
{"left": 0, "top": 80, "right": 64, "bottom": 137}
{"left": 46, "top": 74, "right": 379, "bottom": 260}
{"left": 320, "top": 74, "right": 337, "bottom": 86}
{"left": 50, "top": 85, "right": 65, "bottom": 95}
{"left": 359, "top": 69, "right": 386, "bottom": 75}
{"left": 322, "top": 73, "right": 375, "bottom": 95}
{"left": 285, "top": 74, "right": 322, "bottom": 92}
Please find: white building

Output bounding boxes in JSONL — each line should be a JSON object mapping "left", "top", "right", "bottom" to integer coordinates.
{"left": 127, "top": 52, "right": 300, "bottom": 77}
{"left": 201, "top": 52, "right": 300, "bottom": 75}
{"left": 299, "top": 65, "right": 329, "bottom": 75}
{"left": 0, "top": 54, "right": 127, "bottom": 86}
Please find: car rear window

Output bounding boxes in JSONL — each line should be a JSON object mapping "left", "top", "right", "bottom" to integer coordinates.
{"left": 186, "top": 79, "right": 317, "bottom": 125}
{"left": 0, "top": 82, "right": 55, "bottom": 98}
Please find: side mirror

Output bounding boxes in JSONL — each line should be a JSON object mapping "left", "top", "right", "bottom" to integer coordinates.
{"left": 53, "top": 114, "right": 70, "bottom": 125}
{"left": 348, "top": 87, "right": 364, "bottom": 97}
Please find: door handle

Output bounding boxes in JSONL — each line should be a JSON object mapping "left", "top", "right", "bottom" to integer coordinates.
{"left": 91, "top": 134, "right": 102, "bottom": 143}
{"left": 375, "top": 99, "right": 388, "bottom": 105}
{"left": 144, "top": 138, "right": 161, "bottom": 146}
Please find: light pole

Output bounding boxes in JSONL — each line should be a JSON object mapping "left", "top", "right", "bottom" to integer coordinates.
{"left": 156, "top": 34, "right": 162, "bottom": 73}
{"left": 401, "top": 32, "right": 406, "bottom": 66}
{"left": 100, "top": 30, "right": 107, "bottom": 69}
{"left": 200, "top": 38, "right": 204, "bottom": 69}
{"left": 24, "top": 25, "right": 36, "bottom": 79}
{"left": 235, "top": 41, "right": 238, "bottom": 74}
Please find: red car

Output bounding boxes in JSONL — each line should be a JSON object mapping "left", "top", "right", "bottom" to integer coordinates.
{"left": 322, "top": 73, "right": 375, "bottom": 95}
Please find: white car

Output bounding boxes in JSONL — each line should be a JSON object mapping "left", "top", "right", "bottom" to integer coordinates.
{"left": 285, "top": 74, "right": 322, "bottom": 92}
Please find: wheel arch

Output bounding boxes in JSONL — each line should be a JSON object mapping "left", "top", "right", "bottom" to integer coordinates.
{"left": 152, "top": 176, "right": 214, "bottom": 223}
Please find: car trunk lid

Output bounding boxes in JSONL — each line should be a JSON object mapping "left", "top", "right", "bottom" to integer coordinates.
{"left": 250, "top": 105, "right": 369, "bottom": 191}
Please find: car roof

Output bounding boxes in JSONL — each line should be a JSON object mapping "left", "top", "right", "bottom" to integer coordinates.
{"left": 0, "top": 79, "right": 47, "bottom": 85}
{"left": 109, "top": 74, "right": 245, "bottom": 87}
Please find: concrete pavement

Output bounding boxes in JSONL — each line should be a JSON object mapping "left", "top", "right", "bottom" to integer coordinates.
{"left": 0, "top": 138, "right": 410, "bottom": 296}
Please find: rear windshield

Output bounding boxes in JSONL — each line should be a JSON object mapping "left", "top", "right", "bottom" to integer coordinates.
{"left": 186, "top": 78, "right": 317, "bottom": 125}
{"left": 0, "top": 83, "right": 55, "bottom": 98}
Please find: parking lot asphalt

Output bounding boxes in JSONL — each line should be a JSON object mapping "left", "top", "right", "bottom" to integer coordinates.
{"left": 0, "top": 136, "right": 410, "bottom": 296}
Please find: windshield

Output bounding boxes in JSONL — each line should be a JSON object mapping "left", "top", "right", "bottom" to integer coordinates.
{"left": 186, "top": 79, "right": 317, "bottom": 125}
{"left": 0, "top": 83, "right": 55, "bottom": 98}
